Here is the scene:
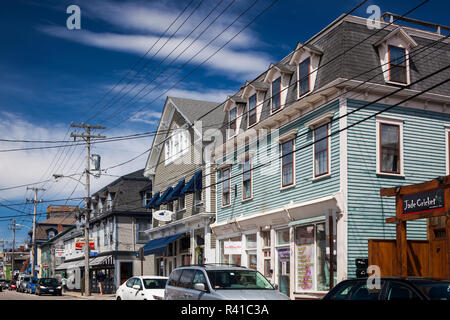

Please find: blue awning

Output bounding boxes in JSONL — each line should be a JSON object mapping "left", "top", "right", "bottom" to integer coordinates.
{"left": 140, "top": 233, "right": 185, "bottom": 256}
{"left": 182, "top": 170, "right": 202, "bottom": 194}
{"left": 145, "top": 191, "right": 160, "bottom": 209}
{"left": 154, "top": 186, "right": 173, "bottom": 206}
{"left": 166, "top": 179, "right": 185, "bottom": 202}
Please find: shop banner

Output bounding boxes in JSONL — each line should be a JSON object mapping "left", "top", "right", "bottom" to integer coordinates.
{"left": 75, "top": 238, "right": 95, "bottom": 250}
{"left": 55, "top": 249, "right": 65, "bottom": 257}
{"left": 402, "top": 188, "right": 445, "bottom": 215}
{"left": 224, "top": 241, "right": 242, "bottom": 255}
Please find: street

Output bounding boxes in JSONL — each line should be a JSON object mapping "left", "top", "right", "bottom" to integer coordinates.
{"left": 0, "top": 290, "right": 114, "bottom": 300}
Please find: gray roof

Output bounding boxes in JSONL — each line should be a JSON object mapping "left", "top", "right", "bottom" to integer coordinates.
{"left": 168, "top": 96, "right": 225, "bottom": 131}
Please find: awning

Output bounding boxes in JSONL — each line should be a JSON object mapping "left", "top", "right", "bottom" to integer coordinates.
{"left": 145, "top": 191, "right": 160, "bottom": 209}
{"left": 90, "top": 255, "right": 113, "bottom": 266}
{"left": 182, "top": 170, "right": 202, "bottom": 194}
{"left": 55, "top": 262, "right": 75, "bottom": 271}
{"left": 166, "top": 179, "right": 185, "bottom": 202}
{"left": 154, "top": 186, "right": 173, "bottom": 206}
{"left": 141, "top": 233, "right": 185, "bottom": 256}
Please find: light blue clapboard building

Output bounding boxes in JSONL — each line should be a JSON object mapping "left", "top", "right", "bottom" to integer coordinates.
{"left": 209, "top": 13, "right": 450, "bottom": 299}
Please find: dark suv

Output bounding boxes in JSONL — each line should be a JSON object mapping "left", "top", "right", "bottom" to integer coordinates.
{"left": 322, "top": 277, "right": 450, "bottom": 300}
{"left": 35, "top": 278, "right": 62, "bottom": 296}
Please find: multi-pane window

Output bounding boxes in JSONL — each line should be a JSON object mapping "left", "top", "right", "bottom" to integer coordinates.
{"left": 314, "top": 124, "right": 329, "bottom": 177}
{"left": 282, "top": 139, "right": 295, "bottom": 187}
{"left": 272, "top": 77, "right": 281, "bottom": 112}
{"left": 380, "top": 123, "right": 400, "bottom": 173}
{"left": 136, "top": 218, "right": 150, "bottom": 243}
{"left": 165, "top": 126, "right": 189, "bottom": 165}
{"left": 229, "top": 107, "right": 237, "bottom": 136}
{"left": 248, "top": 94, "right": 257, "bottom": 126}
{"left": 389, "top": 45, "right": 407, "bottom": 83}
{"left": 299, "top": 57, "right": 310, "bottom": 96}
{"left": 222, "top": 168, "right": 231, "bottom": 206}
{"left": 242, "top": 159, "right": 252, "bottom": 200}
{"left": 178, "top": 196, "right": 185, "bottom": 211}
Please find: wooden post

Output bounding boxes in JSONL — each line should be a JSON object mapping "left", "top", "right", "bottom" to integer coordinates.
{"left": 395, "top": 194, "right": 407, "bottom": 276}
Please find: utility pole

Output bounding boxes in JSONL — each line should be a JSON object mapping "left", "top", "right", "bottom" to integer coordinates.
{"left": 8, "top": 219, "right": 21, "bottom": 279}
{"left": 71, "top": 123, "right": 105, "bottom": 296}
{"left": 27, "top": 187, "right": 45, "bottom": 277}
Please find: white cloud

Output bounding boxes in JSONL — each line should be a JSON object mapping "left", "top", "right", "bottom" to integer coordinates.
{"left": 39, "top": 26, "right": 270, "bottom": 78}
{"left": 129, "top": 110, "right": 162, "bottom": 125}
{"left": 0, "top": 112, "right": 152, "bottom": 204}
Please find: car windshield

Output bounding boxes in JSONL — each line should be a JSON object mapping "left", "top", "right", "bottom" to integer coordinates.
{"left": 206, "top": 270, "right": 274, "bottom": 290}
{"left": 40, "top": 278, "right": 59, "bottom": 285}
{"left": 412, "top": 281, "right": 450, "bottom": 300}
{"left": 143, "top": 279, "right": 167, "bottom": 289}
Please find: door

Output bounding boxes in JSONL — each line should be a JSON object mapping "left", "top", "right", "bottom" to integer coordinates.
{"left": 123, "top": 278, "right": 135, "bottom": 300}
{"left": 120, "top": 262, "right": 133, "bottom": 286}
{"left": 129, "top": 278, "right": 145, "bottom": 300}
{"left": 277, "top": 248, "right": 290, "bottom": 296}
{"left": 178, "top": 269, "right": 196, "bottom": 300}
{"left": 430, "top": 239, "right": 447, "bottom": 278}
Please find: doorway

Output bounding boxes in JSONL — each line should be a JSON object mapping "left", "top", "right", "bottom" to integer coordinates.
{"left": 119, "top": 262, "right": 133, "bottom": 285}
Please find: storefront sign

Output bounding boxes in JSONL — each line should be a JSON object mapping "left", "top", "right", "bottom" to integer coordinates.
{"left": 75, "top": 238, "right": 95, "bottom": 250}
{"left": 297, "top": 244, "right": 314, "bottom": 291}
{"left": 153, "top": 210, "right": 174, "bottom": 222}
{"left": 278, "top": 248, "right": 290, "bottom": 262}
{"left": 224, "top": 241, "right": 242, "bottom": 255}
{"left": 402, "top": 189, "right": 444, "bottom": 215}
{"left": 55, "top": 249, "right": 65, "bottom": 257}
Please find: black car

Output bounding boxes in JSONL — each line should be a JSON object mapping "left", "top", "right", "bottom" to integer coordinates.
{"left": 323, "top": 277, "right": 450, "bottom": 300}
{"left": 35, "top": 278, "right": 62, "bottom": 296}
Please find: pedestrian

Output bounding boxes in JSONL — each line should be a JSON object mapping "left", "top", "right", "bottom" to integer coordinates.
{"left": 97, "top": 271, "right": 105, "bottom": 296}
{"left": 61, "top": 273, "right": 67, "bottom": 293}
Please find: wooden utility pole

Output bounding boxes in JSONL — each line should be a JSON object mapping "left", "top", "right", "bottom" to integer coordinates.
{"left": 27, "top": 187, "right": 45, "bottom": 277}
{"left": 71, "top": 123, "right": 105, "bottom": 296}
{"left": 8, "top": 219, "right": 21, "bottom": 279}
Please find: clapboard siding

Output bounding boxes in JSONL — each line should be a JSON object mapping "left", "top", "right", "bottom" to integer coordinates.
{"left": 216, "top": 100, "right": 341, "bottom": 223}
{"left": 346, "top": 99, "right": 450, "bottom": 277}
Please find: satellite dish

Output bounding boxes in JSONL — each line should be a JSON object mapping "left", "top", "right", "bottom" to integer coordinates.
{"left": 153, "top": 210, "right": 174, "bottom": 222}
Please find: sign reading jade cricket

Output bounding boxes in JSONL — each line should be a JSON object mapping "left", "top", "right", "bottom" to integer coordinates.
{"left": 402, "top": 189, "right": 445, "bottom": 215}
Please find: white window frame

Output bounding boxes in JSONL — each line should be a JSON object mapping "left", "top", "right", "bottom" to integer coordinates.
{"left": 164, "top": 125, "right": 189, "bottom": 166}
{"left": 221, "top": 167, "right": 231, "bottom": 208}
{"left": 445, "top": 125, "right": 450, "bottom": 176}
{"left": 376, "top": 116, "right": 404, "bottom": 177}
{"left": 280, "top": 139, "right": 296, "bottom": 190}
{"left": 242, "top": 158, "right": 253, "bottom": 201}
{"left": 312, "top": 123, "right": 331, "bottom": 180}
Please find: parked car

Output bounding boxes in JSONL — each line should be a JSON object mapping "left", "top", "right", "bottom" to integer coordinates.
{"left": 322, "top": 277, "right": 450, "bottom": 300}
{"left": 165, "top": 265, "right": 290, "bottom": 300}
{"left": 1, "top": 280, "right": 10, "bottom": 290}
{"left": 116, "top": 276, "right": 168, "bottom": 300}
{"left": 35, "top": 278, "right": 62, "bottom": 296}
{"left": 26, "top": 278, "right": 39, "bottom": 294}
{"left": 17, "top": 275, "right": 31, "bottom": 293}
{"left": 9, "top": 280, "right": 17, "bottom": 291}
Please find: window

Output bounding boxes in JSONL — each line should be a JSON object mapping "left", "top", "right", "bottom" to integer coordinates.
{"left": 350, "top": 282, "right": 382, "bottom": 300}
{"left": 242, "top": 159, "right": 252, "bottom": 200}
{"left": 136, "top": 218, "right": 150, "bottom": 243}
{"left": 299, "top": 58, "right": 310, "bottom": 96}
{"left": 192, "top": 271, "right": 208, "bottom": 288}
{"left": 167, "top": 269, "right": 183, "bottom": 286}
{"left": 167, "top": 202, "right": 173, "bottom": 212}
{"left": 164, "top": 127, "right": 189, "bottom": 165}
{"left": 246, "top": 234, "right": 257, "bottom": 270}
{"left": 380, "top": 123, "right": 400, "bottom": 174}
{"left": 281, "top": 139, "right": 295, "bottom": 187}
{"left": 194, "top": 189, "right": 202, "bottom": 205}
{"left": 143, "top": 192, "right": 152, "bottom": 207}
{"left": 248, "top": 94, "right": 257, "bottom": 126}
{"left": 179, "top": 269, "right": 195, "bottom": 289}
{"left": 386, "top": 281, "right": 421, "bottom": 300}
{"left": 229, "top": 107, "right": 237, "bottom": 136}
{"left": 222, "top": 168, "right": 231, "bottom": 206}
{"left": 178, "top": 196, "right": 185, "bottom": 211}
{"left": 314, "top": 124, "right": 329, "bottom": 177}
{"left": 272, "top": 77, "right": 281, "bottom": 112}
{"left": 388, "top": 45, "right": 407, "bottom": 84}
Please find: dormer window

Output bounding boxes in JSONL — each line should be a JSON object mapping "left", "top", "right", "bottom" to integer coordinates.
{"left": 248, "top": 94, "right": 257, "bottom": 127}
{"left": 299, "top": 57, "right": 310, "bottom": 96}
{"left": 229, "top": 107, "right": 237, "bottom": 135}
{"left": 388, "top": 45, "right": 406, "bottom": 84}
{"left": 271, "top": 77, "right": 281, "bottom": 112}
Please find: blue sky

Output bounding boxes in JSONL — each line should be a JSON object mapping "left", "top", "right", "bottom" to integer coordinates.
{"left": 0, "top": 0, "right": 449, "bottom": 245}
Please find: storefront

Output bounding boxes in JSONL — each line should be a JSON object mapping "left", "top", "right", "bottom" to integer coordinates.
{"left": 212, "top": 194, "right": 340, "bottom": 299}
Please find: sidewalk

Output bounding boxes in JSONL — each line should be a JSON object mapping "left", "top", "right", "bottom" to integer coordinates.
{"left": 63, "top": 291, "right": 116, "bottom": 300}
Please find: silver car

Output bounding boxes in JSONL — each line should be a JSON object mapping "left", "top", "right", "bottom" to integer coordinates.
{"left": 164, "top": 265, "right": 290, "bottom": 300}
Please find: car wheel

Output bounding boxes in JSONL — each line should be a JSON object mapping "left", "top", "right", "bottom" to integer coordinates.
{"left": 116, "top": 296, "right": 121, "bottom": 300}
